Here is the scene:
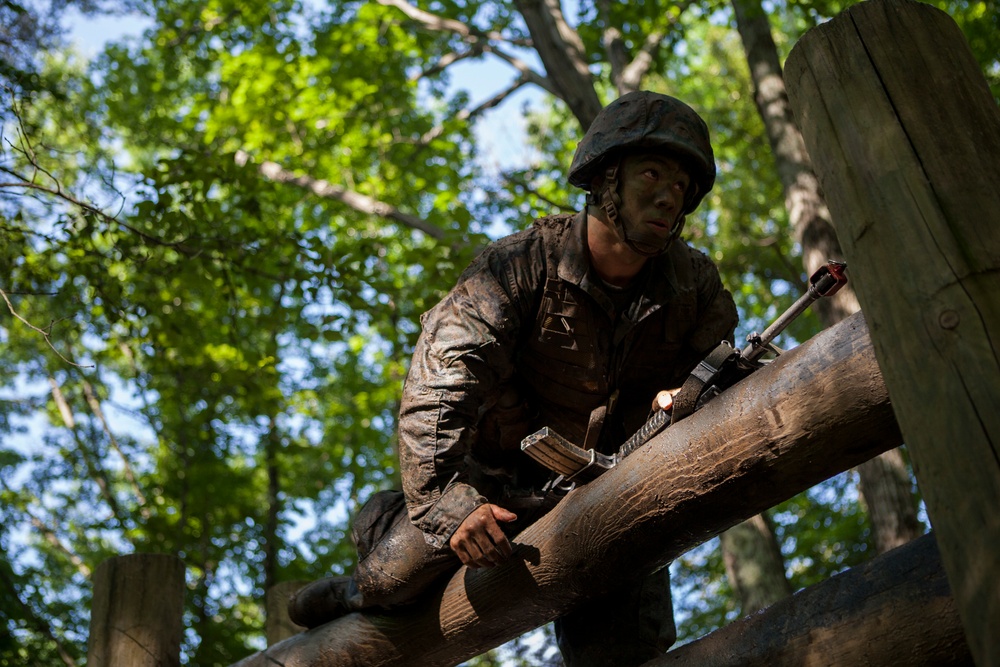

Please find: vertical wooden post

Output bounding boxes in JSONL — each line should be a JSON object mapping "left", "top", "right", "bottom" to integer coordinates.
{"left": 87, "top": 554, "right": 185, "bottom": 667}
{"left": 784, "top": 1, "right": 1000, "bottom": 664}
{"left": 266, "top": 581, "right": 307, "bottom": 646}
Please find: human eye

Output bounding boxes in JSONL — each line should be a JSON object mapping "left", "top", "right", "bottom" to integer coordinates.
{"left": 674, "top": 172, "right": 691, "bottom": 192}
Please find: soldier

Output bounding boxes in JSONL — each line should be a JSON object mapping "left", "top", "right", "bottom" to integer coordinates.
{"left": 288, "top": 90, "right": 738, "bottom": 665}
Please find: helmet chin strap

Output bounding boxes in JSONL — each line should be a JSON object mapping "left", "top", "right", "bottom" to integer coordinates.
{"left": 595, "top": 161, "right": 680, "bottom": 258}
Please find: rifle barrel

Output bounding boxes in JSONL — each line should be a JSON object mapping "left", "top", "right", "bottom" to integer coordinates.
{"left": 742, "top": 263, "right": 845, "bottom": 364}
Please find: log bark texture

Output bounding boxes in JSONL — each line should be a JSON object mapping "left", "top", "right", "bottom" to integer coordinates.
{"left": 784, "top": 1, "right": 1000, "bottom": 663}
{"left": 87, "top": 553, "right": 185, "bottom": 667}
{"left": 232, "top": 311, "right": 901, "bottom": 667}
{"left": 650, "top": 532, "right": 971, "bottom": 667}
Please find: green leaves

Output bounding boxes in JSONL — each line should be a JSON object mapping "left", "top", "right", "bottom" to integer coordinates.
{"left": 0, "top": 0, "right": 984, "bottom": 662}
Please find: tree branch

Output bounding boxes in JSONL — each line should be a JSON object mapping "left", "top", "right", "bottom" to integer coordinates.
{"left": 481, "top": 44, "right": 558, "bottom": 96}
{"left": 234, "top": 151, "right": 447, "bottom": 240}
{"left": 0, "top": 474, "right": 93, "bottom": 579}
{"left": 599, "top": 0, "right": 693, "bottom": 95}
{"left": 48, "top": 376, "right": 129, "bottom": 529}
{"left": 503, "top": 169, "right": 577, "bottom": 214}
{"left": 30, "top": 513, "right": 92, "bottom": 578}
{"left": 82, "top": 379, "right": 150, "bottom": 521}
{"left": 376, "top": 0, "right": 505, "bottom": 42}
{"left": 466, "top": 79, "right": 532, "bottom": 119}
{"left": 0, "top": 566, "right": 77, "bottom": 667}
{"left": 617, "top": 31, "right": 666, "bottom": 93}
{"left": 513, "top": 0, "right": 602, "bottom": 128}
{"left": 0, "top": 164, "right": 200, "bottom": 257}
{"left": 378, "top": 0, "right": 555, "bottom": 99}
{"left": 0, "top": 288, "right": 92, "bottom": 368}
{"left": 411, "top": 46, "right": 484, "bottom": 81}
{"left": 417, "top": 77, "right": 533, "bottom": 149}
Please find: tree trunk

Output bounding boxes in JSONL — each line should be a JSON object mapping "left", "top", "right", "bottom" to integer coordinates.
{"left": 731, "top": 0, "right": 921, "bottom": 566}
{"left": 513, "top": 0, "right": 603, "bottom": 129}
{"left": 785, "top": 2, "right": 1000, "bottom": 663}
{"left": 857, "top": 448, "right": 923, "bottom": 554}
{"left": 264, "top": 417, "right": 281, "bottom": 594}
{"left": 652, "top": 533, "right": 971, "bottom": 666}
{"left": 230, "top": 312, "right": 903, "bottom": 667}
{"left": 87, "top": 554, "right": 185, "bottom": 667}
{"left": 266, "top": 581, "right": 308, "bottom": 646}
{"left": 718, "top": 512, "right": 792, "bottom": 614}
{"left": 730, "top": 0, "right": 855, "bottom": 318}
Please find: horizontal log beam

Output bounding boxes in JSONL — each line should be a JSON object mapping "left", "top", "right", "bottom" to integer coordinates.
{"left": 650, "top": 532, "right": 970, "bottom": 666}
{"left": 234, "top": 311, "right": 901, "bottom": 667}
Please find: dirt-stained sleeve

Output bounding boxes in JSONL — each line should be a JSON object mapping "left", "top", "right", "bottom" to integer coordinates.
{"left": 397, "top": 231, "right": 542, "bottom": 549}
{"left": 689, "top": 248, "right": 739, "bottom": 353}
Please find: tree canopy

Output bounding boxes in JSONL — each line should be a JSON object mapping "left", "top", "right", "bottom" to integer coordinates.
{"left": 1, "top": 0, "right": 995, "bottom": 664}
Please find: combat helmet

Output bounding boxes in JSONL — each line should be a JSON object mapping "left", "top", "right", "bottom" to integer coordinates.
{"left": 569, "top": 91, "right": 716, "bottom": 255}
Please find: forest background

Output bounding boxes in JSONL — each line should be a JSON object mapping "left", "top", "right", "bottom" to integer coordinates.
{"left": 1, "top": 0, "right": 997, "bottom": 664}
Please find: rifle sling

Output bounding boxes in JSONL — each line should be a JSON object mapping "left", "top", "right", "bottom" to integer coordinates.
{"left": 670, "top": 342, "right": 737, "bottom": 425}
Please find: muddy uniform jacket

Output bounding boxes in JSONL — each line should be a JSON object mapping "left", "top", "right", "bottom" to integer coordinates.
{"left": 399, "top": 211, "right": 738, "bottom": 549}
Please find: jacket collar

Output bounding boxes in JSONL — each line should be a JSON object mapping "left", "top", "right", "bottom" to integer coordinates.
{"left": 557, "top": 209, "right": 681, "bottom": 325}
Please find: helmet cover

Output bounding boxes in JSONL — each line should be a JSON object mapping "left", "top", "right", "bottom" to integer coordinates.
{"left": 569, "top": 91, "right": 715, "bottom": 214}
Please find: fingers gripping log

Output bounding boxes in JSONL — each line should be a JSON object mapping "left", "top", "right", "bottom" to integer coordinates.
{"left": 232, "top": 311, "right": 900, "bottom": 667}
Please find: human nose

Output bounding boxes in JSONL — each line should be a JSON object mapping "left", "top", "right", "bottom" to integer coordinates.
{"left": 655, "top": 183, "right": 683, "bottom": 212}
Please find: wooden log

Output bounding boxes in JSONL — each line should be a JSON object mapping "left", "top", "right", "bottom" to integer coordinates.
{"left": 267, "top": 581, "right": 308, "bottom": 646}
{"left": 87, "top": 553, "right": 185, "bottom": 667}
{"left": 231, "top": 311, "right": 901, "bottom": 667}
{"left": 784, "top": 1, "right": 1000, "bottom": 664}
{"left": 650, "top": 532, "right": 971, "bottom": 666}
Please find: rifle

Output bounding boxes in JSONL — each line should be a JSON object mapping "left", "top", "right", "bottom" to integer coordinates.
{"left": 521, "top": 260, "right": 849, "bottom": 485}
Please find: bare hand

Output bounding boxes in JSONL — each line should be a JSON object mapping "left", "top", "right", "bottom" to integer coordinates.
{"left": 651, "top": 388, "right": 681, "bottom": 412}
{"left": 449, "top": 504, "right": 517, "bottom": 569}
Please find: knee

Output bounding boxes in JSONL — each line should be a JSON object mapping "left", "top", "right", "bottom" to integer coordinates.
{"left": 352, "top": 517, "right": 458, "bottom": 609}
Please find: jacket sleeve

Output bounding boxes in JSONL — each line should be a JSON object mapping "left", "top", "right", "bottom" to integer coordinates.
{"left": 689, "top": 248, "right": 739, "bottom": 353}
{"left": 397, "top": 236, "right": 541, "bottom": 549}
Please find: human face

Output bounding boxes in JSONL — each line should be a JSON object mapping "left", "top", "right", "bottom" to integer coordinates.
{"left": 615, "top": 152, "right": 691, "bottom": 255}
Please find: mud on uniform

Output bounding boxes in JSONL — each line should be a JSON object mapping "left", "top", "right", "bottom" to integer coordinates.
{"left": 350, "top": 210, "right": 737, "bottom": 664}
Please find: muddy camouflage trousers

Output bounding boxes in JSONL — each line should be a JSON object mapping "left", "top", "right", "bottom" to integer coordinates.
{"left": 351, "top": 490, "right": 676, "bottom": 666}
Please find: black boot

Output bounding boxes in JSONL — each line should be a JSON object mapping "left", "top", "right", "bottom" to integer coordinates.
{"left": 287, "top": 575, "right": 362, "bottom": 629}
